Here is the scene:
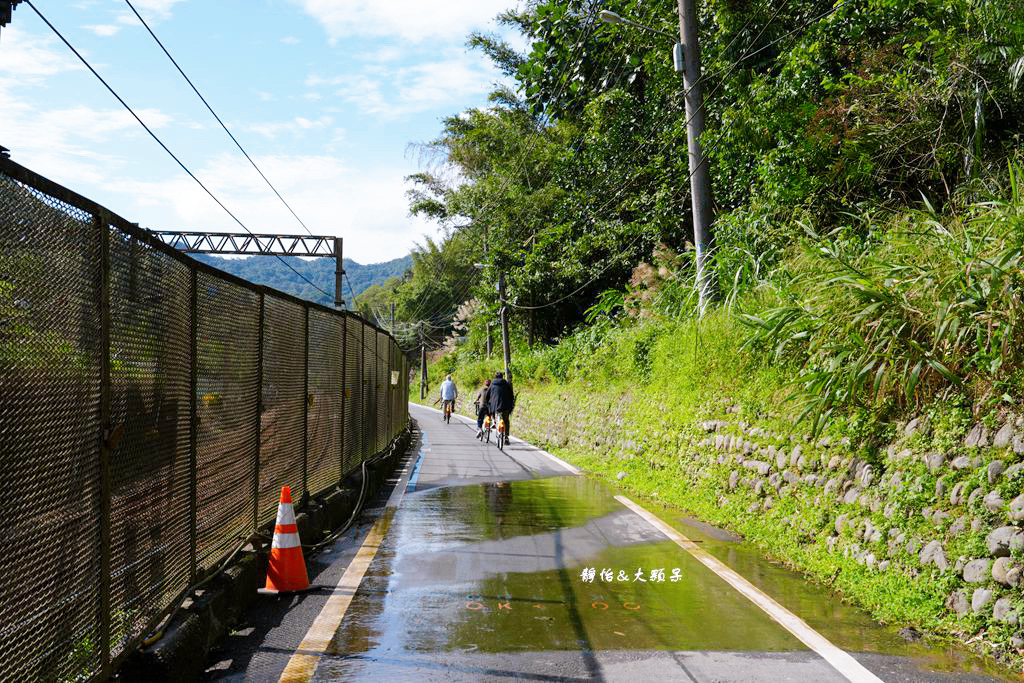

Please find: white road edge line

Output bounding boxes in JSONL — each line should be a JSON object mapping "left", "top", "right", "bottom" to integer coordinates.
{"left": 409, "top": 402, "right": 581, "bottom": 475}
{"left": 615, "top": 495, "right": 884, "bottom": 683}
{"left": 278, "top": 433, "right": 421, "bottom": 683}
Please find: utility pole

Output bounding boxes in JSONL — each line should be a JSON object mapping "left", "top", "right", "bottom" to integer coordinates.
{"left": 676, "top": 0, "right": 715, "bottom": 315}
{"left": 390, "top": 302, "right": 395, "bottom": 335}
{"left": 334, "top": 237, "right": 345, "bottom": 310}
{"left": 419, "top": 334, "right": 427, "bottom": 401}
{"left": 498, "top": 271, "right": 511, "bottom": 382}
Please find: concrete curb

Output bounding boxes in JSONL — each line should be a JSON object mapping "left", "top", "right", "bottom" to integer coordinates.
{"left": 118, "top": 423, "right": 413, "bottom": 682}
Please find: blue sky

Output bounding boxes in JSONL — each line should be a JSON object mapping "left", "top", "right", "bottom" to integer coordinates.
{"left": 1, "top": 0, "right": 520, "bottom": 263}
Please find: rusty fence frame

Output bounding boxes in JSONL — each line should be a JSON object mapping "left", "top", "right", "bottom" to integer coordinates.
{"left": 0, "top": 155, "right": 410, "bottom": 681}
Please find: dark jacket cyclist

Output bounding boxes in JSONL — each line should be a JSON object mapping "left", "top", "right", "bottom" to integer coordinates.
{"left": 485, "top": 372, "right": 515, "bottom": 437}
{"left": 474, "top": 378, "right": 491, "bottom": 435}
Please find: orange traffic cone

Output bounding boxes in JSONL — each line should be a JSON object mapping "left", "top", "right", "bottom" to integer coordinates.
{"left": 260, "top": 486, "right": 310, "bottom": 594}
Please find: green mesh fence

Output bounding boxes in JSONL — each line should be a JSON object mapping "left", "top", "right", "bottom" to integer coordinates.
{"left": 0, "top": 156, "right": 406, "bottom": 681}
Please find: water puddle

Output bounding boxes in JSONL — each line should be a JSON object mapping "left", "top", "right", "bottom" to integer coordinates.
{"left": 319, "top": 475, "right": 1015, "bottom": 681}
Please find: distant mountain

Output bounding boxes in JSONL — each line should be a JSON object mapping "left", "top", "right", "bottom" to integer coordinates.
{"left": 193, "top": 253, "right": 410, "bottom": 307}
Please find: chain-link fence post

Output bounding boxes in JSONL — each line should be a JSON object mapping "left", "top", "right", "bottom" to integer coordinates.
{"left": 188, "top": 269, "right": 198, "bottom": 584}
{"left": 254, "top": 292, "right": 265, "bottom": 531}
{"left": 0, "top": 156, "right": 407, "bottom": 678}
{"left": 378, "top": 333, "right": 384, "bottom": 451}
{"left": 339, "top": 315, "right": 347, "bottom": 483}
{"left": 388, "top": 341, "right": 392, "bottom": 439}
{"left": 302, "top": 306, "right": 309, "bottom": 505}
{"left": 360, "top": 321, "right": 366, "bottom": 460}
{"left": 97, "top": 210, "right": 113, "bottom": 677}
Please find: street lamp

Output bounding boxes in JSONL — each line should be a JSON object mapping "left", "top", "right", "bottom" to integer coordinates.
{"left": 599, "top": 10, "right": 684, "bottom": 71}
{"left": 599, "top": 4, "right": 715, "bottom": 316}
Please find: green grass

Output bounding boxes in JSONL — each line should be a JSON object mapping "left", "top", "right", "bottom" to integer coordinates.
{"left": 413, "top": 307, "right": 1021, "bottom": 671}
{"left": 410, "top": 187, "right": 1024, "bottom": 672}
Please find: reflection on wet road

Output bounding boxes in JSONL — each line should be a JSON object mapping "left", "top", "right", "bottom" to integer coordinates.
{"left": 301, "top": 404, "right": 1013, "bottom": 682}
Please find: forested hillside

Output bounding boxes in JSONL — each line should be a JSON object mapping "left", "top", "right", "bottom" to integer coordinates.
{"left": 194, "top": 253, "right": 410, "bottom": 308}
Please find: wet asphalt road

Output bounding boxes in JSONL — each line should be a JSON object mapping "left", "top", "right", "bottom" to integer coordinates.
{"left": 204, "top": 403, "right": 1016, "bottom": 682}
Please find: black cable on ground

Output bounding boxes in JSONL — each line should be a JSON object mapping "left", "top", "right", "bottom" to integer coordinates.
{"left": 139, "top": 425, "right": 411, "bottom": 647}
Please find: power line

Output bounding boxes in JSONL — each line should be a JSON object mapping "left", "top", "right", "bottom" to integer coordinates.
{"left": 395, "top": 0, "right": 838, "bottom": 328}
{"left": 402, "top": 228, "right": 481, "bottom": 324}
{"left": 400, "top": 0, "right": 613, "bottom": 331}
{"left": 410, "top": 0, "right": 725, "bottom": 329}
{"left": 400, "top": 0, "right": 612, "bottom": 326}
{"left": 729, "top": 0, "right": 856, "bottom": 69}
{"left": 508, "top": 1, "right": 855, "bottom": 312}
{"left": 123, "top": 0, "right": 317, "bottom": 239}
{"left": 23, "top": 0, "right": 333, "bottom": 301}
{"left": 344, "top": 272, "right": 360, "bottom": 309}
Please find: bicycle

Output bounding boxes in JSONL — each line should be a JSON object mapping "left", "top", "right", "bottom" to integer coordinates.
{"left": 496, "top": 415, "right": 506, "bottom": 451}
{"left": 479, "top": 414, "right": 492, "bottom": 443}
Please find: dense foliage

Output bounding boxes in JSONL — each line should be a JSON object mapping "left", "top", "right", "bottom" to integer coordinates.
{"left": 403, "top": 0, "right": 1024, "bottom": 426}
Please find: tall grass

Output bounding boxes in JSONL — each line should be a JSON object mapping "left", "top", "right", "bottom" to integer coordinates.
{"left": 741, "top": 169, "right": 1024, "bottom": 433}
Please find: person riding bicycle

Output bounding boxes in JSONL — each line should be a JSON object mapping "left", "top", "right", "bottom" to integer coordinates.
{"left": 485, "top": 371, "right": 515, "bottom": 438}
{"left": 439, "top": 374, "right": 457, "bottom": 420}
{"left": 473, "top": 378, "right": 491, "bottom": 437}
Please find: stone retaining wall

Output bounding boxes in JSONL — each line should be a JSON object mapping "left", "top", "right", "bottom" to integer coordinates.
{"left": 515, "top": 391, "right": 1024, "bottom": 657}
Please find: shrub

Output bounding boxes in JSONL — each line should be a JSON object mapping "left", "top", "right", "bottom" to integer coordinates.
{"left": 742, "top": 170, "right": 1024, "bottom": 433}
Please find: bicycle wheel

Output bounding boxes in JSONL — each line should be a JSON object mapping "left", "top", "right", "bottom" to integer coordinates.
{"left": 485, "top": 427, "right": 491, "bottom": 443}
{"left": 497, "top": 430, "right": 504, "bottom": 451}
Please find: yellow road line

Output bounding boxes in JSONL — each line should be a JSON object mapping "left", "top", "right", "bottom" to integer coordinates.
{"left": 279, "top": 438, "right": 419, "bottom": 682}
{"left": 615, "top": 495, "right": 884, "bottom": 683}
{"left": 278, "top": 518, "right": 388, "bottom": 682}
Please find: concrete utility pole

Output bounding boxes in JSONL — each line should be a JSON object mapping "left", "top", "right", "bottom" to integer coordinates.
{"left": 420, "top": 341, "right": 427, "bottom": 401}
{"left": 498, "top": 271, "right": 511, "bottom": 382}
{"left": 676, "top": 0, "right": 715, "bottom": 315}
{"left": 390, "top": 302, "right": 395, "bottom": 334}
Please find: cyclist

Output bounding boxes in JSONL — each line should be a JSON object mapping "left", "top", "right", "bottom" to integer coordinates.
{"left": 473, "top": 378, "right": 491, "bottom": 437}
{"left": 485, "top": 371, "right": 515, "bottom": 438}
{"left": 439, "top": 374, "right": 457, "bottom": 421}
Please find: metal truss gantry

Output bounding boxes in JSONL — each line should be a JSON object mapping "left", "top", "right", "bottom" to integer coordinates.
{"left": 152, "top": 230, "right": 345, "bottom": 308}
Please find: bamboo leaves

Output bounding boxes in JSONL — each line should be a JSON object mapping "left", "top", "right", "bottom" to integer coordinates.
{"left": 740, "top": 187, "right": 1024, "bottom": 434}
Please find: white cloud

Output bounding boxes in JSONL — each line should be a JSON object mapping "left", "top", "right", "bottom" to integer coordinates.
{"left": 46, "top": 105, "right": 173, "bottom": 141}
{"left": 0, "top": 27, "right": 81, "bottom": 77}
{"left": 359, "top": 46, "right": 403, "bottom": 63}
{"left": 317, "top": 55, "right": 499, "bottom": 118}
{"left": 0, "top": 77, "right": 174, "bottom": 187}
{"left": 115, "top": 153, "right": 432, "bottom": 262}
{"left": 83, "top": 24, "right": 122, "bottom": 37}
{"left": 117, "top": 0, "right": 185, "bottom": 23}
{"left": 245, "top": 115, "right": 334, "bottom": 140}
{"left": 400, "top": 59, "right": 499, "bottom": 112}
{"left": 281, "top": 36, "right": 300, "bottom": 45}
{"left": 291, "top": 0, "right": 512, "bottom": 43}
{"left": 304, "top": 74, "right": 332, "bottom": 88}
